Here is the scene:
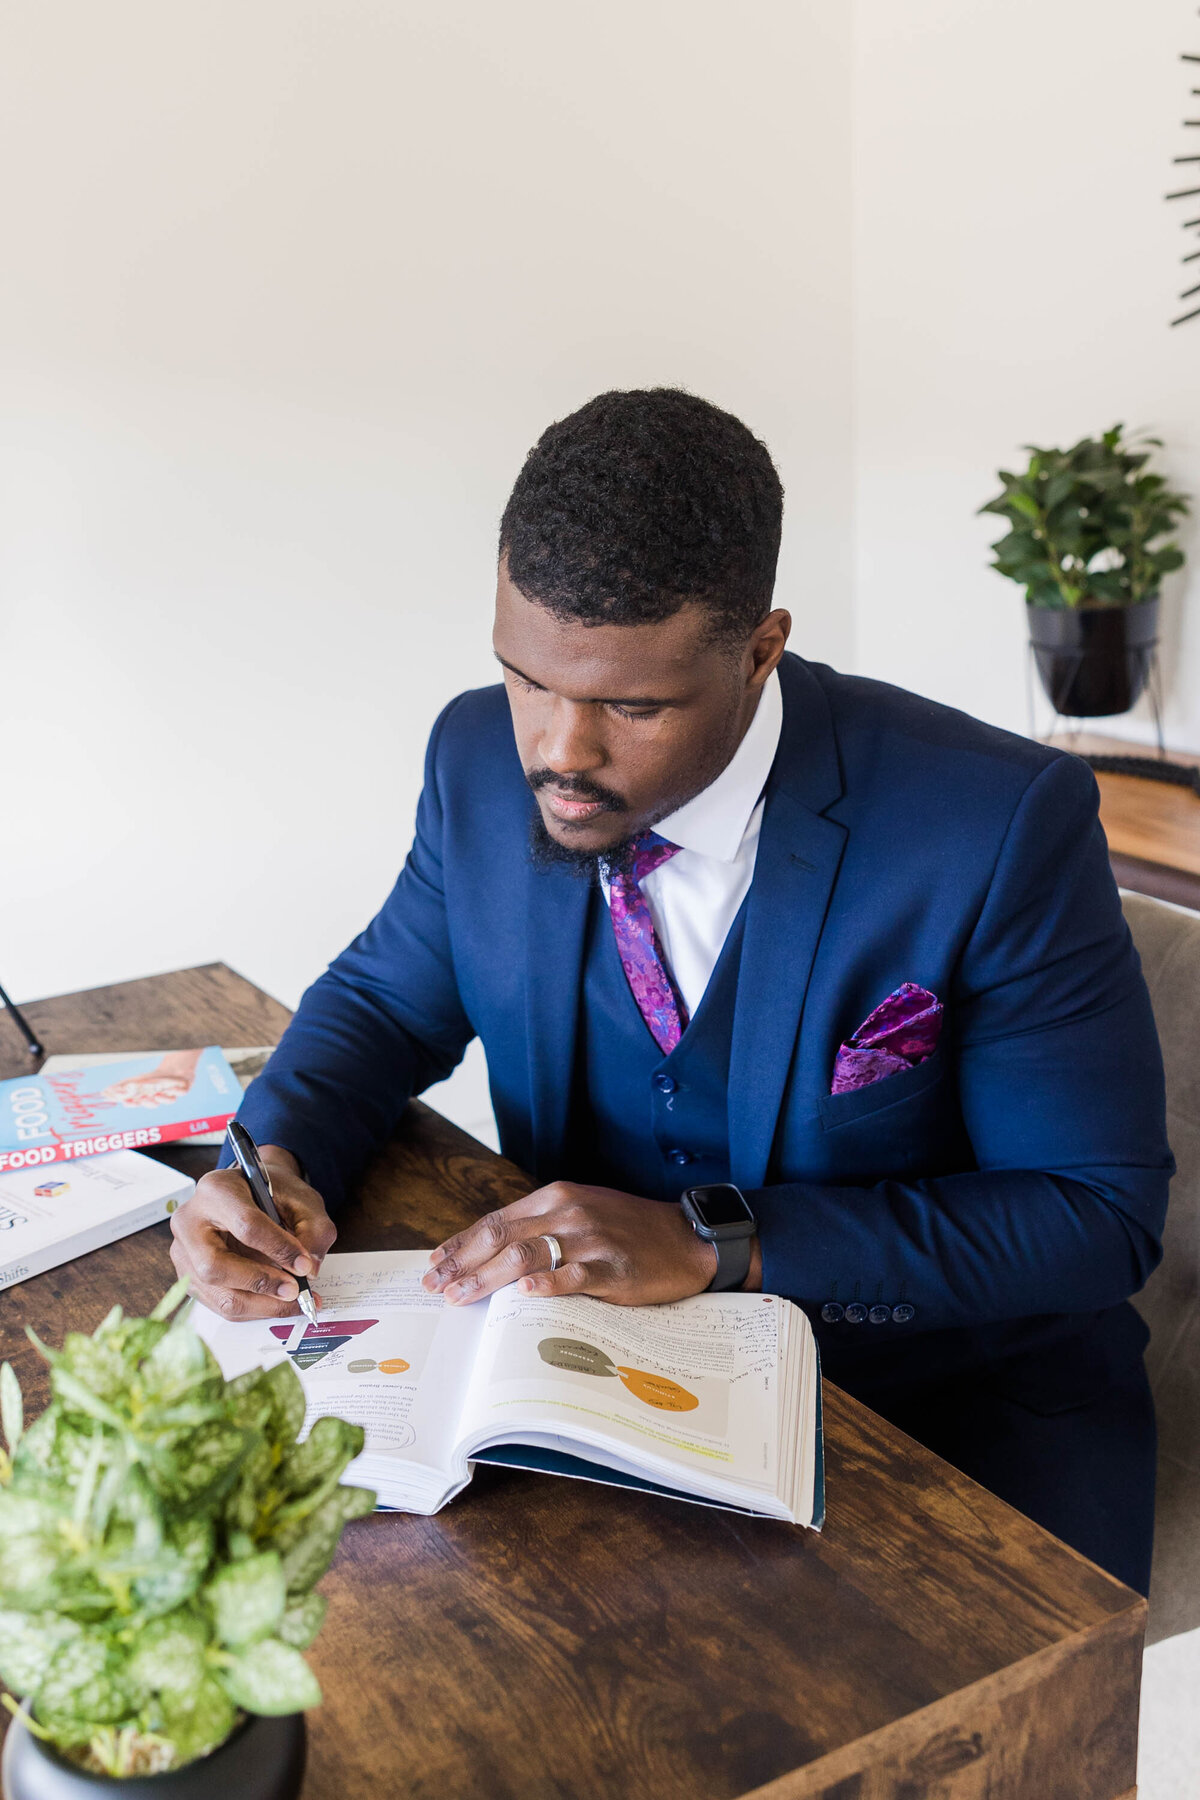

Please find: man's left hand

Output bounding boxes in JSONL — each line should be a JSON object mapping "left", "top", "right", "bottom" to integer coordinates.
{"left": 422, "top": 1182, "right": 752, "bottom": 1307}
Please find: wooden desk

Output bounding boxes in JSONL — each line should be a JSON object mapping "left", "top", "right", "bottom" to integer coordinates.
{"left": 0, "top": 966, "right": 1146, "bottom": 1800}
{"left": 1048, "top": 730, "right": 1200, "bottom": 910}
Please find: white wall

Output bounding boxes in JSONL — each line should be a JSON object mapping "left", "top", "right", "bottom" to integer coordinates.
{"left": 6, "top": 1, "right": 1198, "bottom": 1140}
{"left": 853, "top": 0, "right": 1200, "bottom": 746}
{"left": 0, "top": 1, "right": 853, "bottom": 1138}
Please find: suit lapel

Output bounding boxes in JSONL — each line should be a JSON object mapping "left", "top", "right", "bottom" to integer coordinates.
{"left": 728, "top": 657, "right": 848, "bottom": 1188}
{"left": 524, "top": 853, "right": 591, "bottom": 1175}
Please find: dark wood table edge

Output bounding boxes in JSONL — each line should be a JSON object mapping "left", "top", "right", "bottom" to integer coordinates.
{"left": 739, "top": 1600, "right": 1147, "bottom": 1800}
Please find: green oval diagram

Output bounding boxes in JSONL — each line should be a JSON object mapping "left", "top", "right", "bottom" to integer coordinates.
{"left": 538, "top": 1337, "right": 617, "bottom": 1377}
{"left": 347, "top": 1358, "right": 377, "bottom": 1373}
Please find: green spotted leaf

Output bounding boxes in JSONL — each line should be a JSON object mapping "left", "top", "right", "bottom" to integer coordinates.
{"left": 125, "top": 1611, "right": 209, "bottom": 1697}
{"left": 130, "top": 1514, "right": 215, "bottom": 1617}
{"left": 258, "top": 1361, "right": 307, "bottom": 1447}
{"left": 140, "top": 1325, "right": 223, "bottom": 1414}
{"left": 279, "top": 1416, "right": 364, "bottom": 1504}
{"left": 35, "top": 1632, "right": 132, "bottom": 1729}
{"left": 143, "top": 1419, "right": 250, "bottom": 1508}
{"left": 44, "top": 1368, "right": 125, "bottom": 1432}
{"left": 207, "top": 1550, "right": 286, "bottom": 1649}
{"left": 277, "top": 1591, "right": 326, "bottom": 1649}
{"left": 149, "top": 1276, "right": 192, "bottom": 1322}
{"left": 218, "top": 1638, "right": 321, "bottom": 1715}
{"left": 273, "top": 1493, "right": 348, "bottom": 1597}
{"left": 1, "top": 1361, "right": 23, "bottom": 1453}
{"left": 0, "top": 1611, "right": 82, "bottom": 1696}
{"left": 222, "top": 1431, "right": 275, "bottom": 1536}
{"left": 158, "top": 1675, "right": 238, "bottom": 1766}
{"left": 274, "top": 1484, "right": 375, "bottom": 1597}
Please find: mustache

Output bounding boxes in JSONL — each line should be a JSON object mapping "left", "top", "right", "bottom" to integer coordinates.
{"left": 525, "top": 767, "right": 626, "bottom": 812}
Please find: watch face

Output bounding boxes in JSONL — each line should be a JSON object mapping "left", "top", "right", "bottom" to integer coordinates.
{"left": 687, "top": 1184, "right": 754, "bottom": 1229}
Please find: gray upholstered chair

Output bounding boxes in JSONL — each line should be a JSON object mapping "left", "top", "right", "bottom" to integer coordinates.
{"left": 1122, "top": 890, "right": 1200, "bottom": 1644}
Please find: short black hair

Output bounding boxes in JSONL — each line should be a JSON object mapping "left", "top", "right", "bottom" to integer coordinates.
{"left": 499, "top": 388, "right": 783, "bottom": 644}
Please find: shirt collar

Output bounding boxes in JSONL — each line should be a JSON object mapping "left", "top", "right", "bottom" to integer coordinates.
{"left": 654, "top": 667, "right": 783, "bottom": 863}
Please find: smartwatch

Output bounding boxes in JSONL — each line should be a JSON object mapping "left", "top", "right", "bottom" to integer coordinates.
{"left": 680, "top": 1183, "right": 757, "bottom": 1292}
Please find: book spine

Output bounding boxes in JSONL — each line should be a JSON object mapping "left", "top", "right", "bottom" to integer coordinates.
{"left": 0, "top": 1112, "right": 237, "bottom": 1174}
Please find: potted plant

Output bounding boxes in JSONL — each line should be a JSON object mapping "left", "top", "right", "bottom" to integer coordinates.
{"left": 980, "top": 425, "right": 1190, "bottom": 717}
{"left": 0, "top": 1280, "right": 374, "bottom": 1798}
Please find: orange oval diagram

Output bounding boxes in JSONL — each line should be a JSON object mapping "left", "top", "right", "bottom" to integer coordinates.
{"left": 615, "top": 1367, "right": 699, "bottom": 1411}
{"left": 378, "top": 1358, "right": 411, "bottom": 1374}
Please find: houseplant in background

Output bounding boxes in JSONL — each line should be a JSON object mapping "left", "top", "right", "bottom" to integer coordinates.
{"left": 980, "top": 425, "right": 1190, "bottom": 718}
{"left": 0, "top": 1281, "right": 374, "bottom": 1799}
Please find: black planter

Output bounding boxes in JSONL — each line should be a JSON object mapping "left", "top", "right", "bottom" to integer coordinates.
{"left": 1028, "top": 596, "right": 1159, "bottom": 718}
{"left": 1, "top": 1712, "right": 305, "bottom": 1800}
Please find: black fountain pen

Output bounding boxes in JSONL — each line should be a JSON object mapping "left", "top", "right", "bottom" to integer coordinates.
{"left": 225, "top": 1120, "right": 318, "bottom": 1326}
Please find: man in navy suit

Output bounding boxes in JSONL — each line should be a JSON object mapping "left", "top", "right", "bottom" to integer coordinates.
{"left": 173, "top": 389, "right": 1172, "bottom": 1592}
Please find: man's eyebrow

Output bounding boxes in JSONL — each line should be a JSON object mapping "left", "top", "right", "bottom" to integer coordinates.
{"left": 494, "top": 654, "right": 675, "bottom": 708}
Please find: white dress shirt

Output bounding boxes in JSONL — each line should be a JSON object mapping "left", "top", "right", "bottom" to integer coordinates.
{"left": 600, "top": 669, "right": 783, "bottom": 1019}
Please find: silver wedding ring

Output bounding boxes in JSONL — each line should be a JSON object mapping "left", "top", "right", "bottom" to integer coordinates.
{"left": 538, "top": 1233, "right": 563, "bottom": 1271}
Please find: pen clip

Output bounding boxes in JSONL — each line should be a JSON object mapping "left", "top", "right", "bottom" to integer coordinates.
{"left": 226, "top": 1121, "right": 277, "bottom": 1218}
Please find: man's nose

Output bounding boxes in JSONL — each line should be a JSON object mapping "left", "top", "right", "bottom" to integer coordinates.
{"left": 537, "top": 699, "right": 606, "bottom": 777}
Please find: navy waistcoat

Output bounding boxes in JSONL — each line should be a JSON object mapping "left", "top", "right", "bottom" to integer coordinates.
{"left": 564, "top": 885, "right": 747, "bottom": 1204}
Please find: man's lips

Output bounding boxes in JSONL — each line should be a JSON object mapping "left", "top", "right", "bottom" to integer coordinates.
{"left": 541, "top": 790, "right": 617, "bottom": 824}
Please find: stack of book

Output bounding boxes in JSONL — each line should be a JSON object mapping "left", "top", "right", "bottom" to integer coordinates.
{"left": 0, "top": 1047, "right": 256, "bottom": 1290}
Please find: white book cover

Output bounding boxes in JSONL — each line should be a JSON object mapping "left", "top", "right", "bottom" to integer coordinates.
{"left": 0, "top": 1150, "right": 195, "bottom": 1291}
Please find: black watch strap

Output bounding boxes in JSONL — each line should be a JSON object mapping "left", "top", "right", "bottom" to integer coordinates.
{"left": 709, "top": 1232, "right": 752, "bottom": 1292}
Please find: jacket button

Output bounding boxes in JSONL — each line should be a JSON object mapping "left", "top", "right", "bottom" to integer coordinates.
{"left": 653, "top": 1073, "right": 677, "bottom": 1095}
{"left": 868, "top": 1304, "right": 892, "bottom": 1324}
{"left": 844, "top": 1302, "right": 868, "bottom": 1324}
{"left": 892, "top": 1303, "right": 916, "bottom": 1323}
{"left": 820, "top": 1302, "right": 844, "bottom": 1323}
{"left": 667, "top": 1148, "right": 692, "bottom": 1165}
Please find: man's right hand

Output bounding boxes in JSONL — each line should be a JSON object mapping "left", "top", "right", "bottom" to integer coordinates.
{"left": 170, "top": 1145, "right": 337, "bottom": 1320}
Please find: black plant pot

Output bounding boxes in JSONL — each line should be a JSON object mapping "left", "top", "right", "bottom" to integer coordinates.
{"left": 1028, "top": 595, "right": 1159, "bottom": 718}
{"left": 1, "top": 1712, "right": 305, "bottom": 1800}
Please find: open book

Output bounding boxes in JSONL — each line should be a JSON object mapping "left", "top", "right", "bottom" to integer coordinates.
{"left": 192, "top": 1250, "right": 823, "bottom": 1526}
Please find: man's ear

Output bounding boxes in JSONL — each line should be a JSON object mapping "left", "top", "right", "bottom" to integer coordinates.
{"left": 746, "top": 609, "right": 791, "bottom": 689}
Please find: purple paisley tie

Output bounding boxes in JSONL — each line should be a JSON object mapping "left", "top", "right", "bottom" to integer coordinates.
{"left": 608, "top": 833, "right": 689, "bottom": 1054}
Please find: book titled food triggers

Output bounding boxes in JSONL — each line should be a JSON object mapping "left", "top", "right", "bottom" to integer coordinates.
{"left": 0, "top": 1047, "right": 240, "bottom": 1173}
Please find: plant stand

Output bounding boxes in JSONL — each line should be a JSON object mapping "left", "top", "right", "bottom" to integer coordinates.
{"left": 1026, "top": 638, "right": 1168, "bottom": 761}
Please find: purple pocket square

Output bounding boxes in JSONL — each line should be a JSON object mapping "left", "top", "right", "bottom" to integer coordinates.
{"left": 830, "top": 982, "right": 944, "bottom": 1096}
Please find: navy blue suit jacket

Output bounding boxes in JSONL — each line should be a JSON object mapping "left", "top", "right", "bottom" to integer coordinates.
{"left": 232, "top": 653, "right": 1173, "bottom": 1402}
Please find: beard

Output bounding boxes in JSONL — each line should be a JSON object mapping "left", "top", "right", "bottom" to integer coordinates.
{"left": 527, "top": 797, "right": 656, "bottom": 883}
{"left": 527, "top": 809, "right": 644, "bottom": 881}
{"left": 524, "top": 765, "right": 636, "bottom": 881}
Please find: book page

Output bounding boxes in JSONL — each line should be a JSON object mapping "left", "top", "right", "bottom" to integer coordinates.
{"left": 456, "top": 1287, "right": 782, "bottom": 1494}
{"left": 191, "top": 1250, "right": 487, "bottom": 1483}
